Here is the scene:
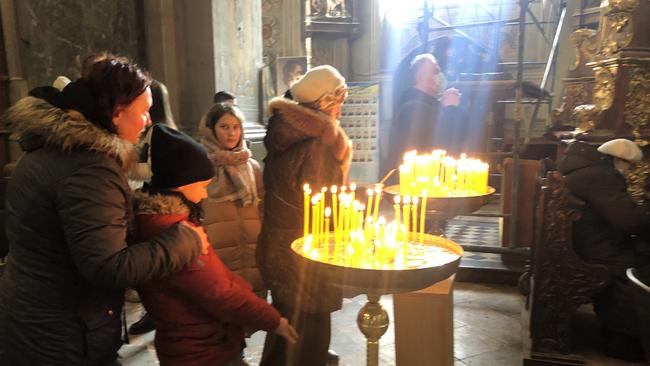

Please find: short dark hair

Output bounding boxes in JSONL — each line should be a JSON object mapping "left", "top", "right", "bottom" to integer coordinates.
{"left": 213, "top": 91, "right": 236, "bottom": 104}
{"left": 204, "top": 102, "right": 245, "bottom": 130}
{"left": 81, "top": 54, "right": 152, "bottom": 133}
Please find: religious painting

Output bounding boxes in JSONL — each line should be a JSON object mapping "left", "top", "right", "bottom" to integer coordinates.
{"left": 310, "top": 0, "right": 349, "bottom": 19}
{"left": 275, "top": 56, "right": 308, "bottom": 96}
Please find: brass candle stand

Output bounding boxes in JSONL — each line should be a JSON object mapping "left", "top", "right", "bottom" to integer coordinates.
{"left": 291, "top": 233, "right": 463, "bottom": 366}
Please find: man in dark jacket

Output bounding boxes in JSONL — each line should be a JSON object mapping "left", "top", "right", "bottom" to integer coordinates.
{"left": 0, "top": 55, "right": 209, "bottom": 366}
{"left": 558, "top": 138, "right": 650, "bottom": 361}
{"left": 385, "top": 53, "right": 465, "bottom": 175}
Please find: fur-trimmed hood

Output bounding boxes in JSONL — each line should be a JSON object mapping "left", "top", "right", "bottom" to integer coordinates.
{"left": 132, "top": 191, "right": 190, "bottom": 216}
{"left": 266, "top": 97, "right": 352, "bottom": 164}
{"left": 4, "top": 96, "right": 138, "bottom": 170}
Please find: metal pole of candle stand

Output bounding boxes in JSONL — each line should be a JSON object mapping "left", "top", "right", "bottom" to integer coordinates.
{"left": 357, "top": 292, "right": 389, "bottom": 366}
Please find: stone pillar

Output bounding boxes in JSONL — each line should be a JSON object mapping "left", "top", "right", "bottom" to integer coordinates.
{"left": 144, "top": 0, "right": 264, "bottom": 136}
{"left": 261, "top": 0, "right": 305, "bottom": 62}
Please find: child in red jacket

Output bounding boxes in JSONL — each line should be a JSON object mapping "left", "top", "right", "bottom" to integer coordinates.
{"left": 133, "top": 124, "right": 297, "bottom": 366}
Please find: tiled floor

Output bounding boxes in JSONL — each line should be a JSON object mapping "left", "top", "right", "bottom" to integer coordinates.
{"left": 120, "top": 282, "right": 647, "bottom": 365}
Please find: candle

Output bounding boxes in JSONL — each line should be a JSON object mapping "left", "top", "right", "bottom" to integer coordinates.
{"left": 373, "top": 184, "right": 382, "bottom": 224}
{"left": 331, "top": 185, "right": 338, "bottom": 232}
{"left": 420, "top": 189, "right": 427, "bottom": 243}
{"left": 324, "top": 207, "right": 331, "bottom": 256}
{"left": 365, "top": 188, "right": 374, "bottom": 228}
{"left": 303, "top": 184, "right": 311, "bottom": 238}
{"left": 393, "top": 195, "right": 401, "bottom": 241}
{"left": 311, "top": 195, "right": 318, "bottom": 246}
{"left": 411, "top": 196, "right": 419, "bottom": 237}
{"left": 403, "top": 195, "right": 411, "bottom": 236}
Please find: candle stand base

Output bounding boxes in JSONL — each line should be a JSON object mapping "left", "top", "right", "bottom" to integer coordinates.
{"left": 357, "top": 293, "right": 389, "bottom": 366}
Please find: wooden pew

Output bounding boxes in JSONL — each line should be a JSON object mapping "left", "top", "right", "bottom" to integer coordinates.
{"left": 522, "top": 171, "right": 609, "bottom": 365}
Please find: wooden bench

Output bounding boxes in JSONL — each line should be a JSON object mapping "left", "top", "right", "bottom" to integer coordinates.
{"left": 522, "top": 171, "right": 609, "bottom": 365}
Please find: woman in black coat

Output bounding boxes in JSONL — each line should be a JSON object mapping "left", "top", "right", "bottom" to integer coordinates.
{"left": 559, "top": 139, "right": 650, "bottom": 361}
{"left": 0, "top": 54, "right": 208, "bottom": 366}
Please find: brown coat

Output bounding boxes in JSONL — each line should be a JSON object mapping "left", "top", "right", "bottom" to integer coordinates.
{"left": 202, "top": 161, "right": 266, "bottom": 294}
{"left": 257, "top": 97, "right": 352, "bottom": 314}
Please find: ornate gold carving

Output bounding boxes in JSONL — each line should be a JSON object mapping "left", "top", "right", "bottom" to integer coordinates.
{"left": 593, "top": 67, "right": 617, "bottom": 110}
{"left": 570, "top": 29, "right": 598, "bottom": 71}
{"left": 565, "top": 84, "right": 589, "bottom": 107}
{"left": 625, "top": 160, "right": 650, "bottom": 205}
{"left": 599, "top": 12, "right": 633, "bottom": 57}
{"left": 608, "top": 0, "right": 639, "bottom": 11}
{"left": 624, "top": 67, "right": 650, "bottom": 144}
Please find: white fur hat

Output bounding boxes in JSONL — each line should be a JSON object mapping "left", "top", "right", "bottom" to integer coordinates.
{"left": 290, "top": 65, "right": 346, "bottom": 104}
{"left": 597, "top": 138, "right": 643, "bottom": 163}
{"left": 52, "top": 76, "right": 71, "bottom": 91}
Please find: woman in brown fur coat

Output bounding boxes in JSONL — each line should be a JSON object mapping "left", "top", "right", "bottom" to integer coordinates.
{"left": 257, "top": 65, "right": 352, "bottom": 366}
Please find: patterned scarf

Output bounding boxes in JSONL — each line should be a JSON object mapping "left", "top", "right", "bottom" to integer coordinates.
{"left": 199, "top": 118, "right": 259, "bottom": 206}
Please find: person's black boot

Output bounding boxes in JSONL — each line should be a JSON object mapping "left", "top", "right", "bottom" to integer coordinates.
{"left": 128, "top": 312, "right": 156, "bottom": 335}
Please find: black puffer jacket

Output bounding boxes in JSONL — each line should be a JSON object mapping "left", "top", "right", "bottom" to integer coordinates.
{"left": 0, "top": 97, "right": 202, "bottom": 366}
{"left": 558, "top": 141, "right": 650, "bottom": 276}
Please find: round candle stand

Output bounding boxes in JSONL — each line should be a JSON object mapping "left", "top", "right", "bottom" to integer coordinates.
{"left": 383, "top": 185, "right": 496, "bottom": 236}
{"left": 291, "top": 233, "right": 463, "bottom": 366}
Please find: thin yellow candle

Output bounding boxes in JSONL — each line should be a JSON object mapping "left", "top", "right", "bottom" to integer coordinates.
{"left": 365, "top": 188, "right": 374, "bottom": 228}
{"left": 411, "top": 196, "right": 419, "bottom": 236}
{"left": 331, "top": 185, "right": 338, "bottom": 232}
{"left": 403, "top": 195, "right": 411, "bottom": 235}
{"left": 350, "top": 183, "right": 357, "bottom": 208}
{"left": 311, "top": 195, "right": 318, "bottom": 247}
{"left": 319, "top": 187, "right": 327, "bottom": 246}
{"left": 420, "top": 189, "right": 427, "bottom": 243}
{"left": 372, "top": 184, "right": 382, "bottom": 224}
{"left": 303, "top": 184, "right": 311, "bottom": 238}
{"left": 324, "top": 207, "right": 331, "bottom": 256}
{"left": 393, "top": 195, "right": 401, "bottom": 242}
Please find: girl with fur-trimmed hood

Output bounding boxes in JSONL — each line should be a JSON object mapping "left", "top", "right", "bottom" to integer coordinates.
{"left": 257, "top": 65, "right": 352, "bottom": 366}
{"left": 198, "top": 103, "right": 266, "bottom": 297}
{"left": 133, "top": 124, "right": 296, "bottom": 366}
{"left": 0, "top": 55, "right": 209, "bottom": 366}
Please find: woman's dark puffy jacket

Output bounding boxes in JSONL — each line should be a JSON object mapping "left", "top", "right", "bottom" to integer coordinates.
{"left": 0, "top": 97, "right": 202, "bottom": 366}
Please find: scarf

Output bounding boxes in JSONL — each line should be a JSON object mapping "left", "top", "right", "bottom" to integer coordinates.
{"left": 199, "top": 116, "right": 259, "bottom": 206}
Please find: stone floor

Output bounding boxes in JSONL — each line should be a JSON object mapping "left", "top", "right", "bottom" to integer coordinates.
{"left": 119, "top": 281, "right": 647, "bottom": 365}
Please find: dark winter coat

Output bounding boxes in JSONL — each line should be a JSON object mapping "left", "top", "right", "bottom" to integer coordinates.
{"left": 257, "top": 97, "right": 352, "bottom": 314}
{"left": 386, "top": 87, "right": 466, "bottom": 173}
{"left": 133, "top": 192, "right": 281, "bottom": 366}
{"left": 0, "top": 96, "right": 202, "bottom": 366}
{"left": 558, "top": 141, "right": 650, "bottom": 276}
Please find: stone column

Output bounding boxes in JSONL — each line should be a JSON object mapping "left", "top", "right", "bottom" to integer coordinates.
{"left": 144, "top": 0, "right": 264, "bottom": 137}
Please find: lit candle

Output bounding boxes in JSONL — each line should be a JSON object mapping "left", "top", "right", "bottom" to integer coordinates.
{"left": 420, "top": 189, "right": 427, "bottom": 243}
{"left": 393, "top": 195, "right": 401, "bottom": 241}
{"left": 311, "top": 195, "right": 318, "bottom": 246}
{"left": 411, "top": 196, "right": 419, "bottom": 237}
{"left": 331, "top": 185, "right": 338, "bottom": 232}
{"left": 350, "top": 183, "right": 357, "bottom": 207}
{"left": 373, "top": 184, "right": 382, "bottom": 224}
{"left": 365, "top": 188, "right": 374, "bottom": 228}
{"left": 403, "top": 195, "right": 411, "bottom": 236}
{"left": 324, "top": 207, "right": 331, "bottom": 256}
{"left": 303, "top": 184, "right": 311, "bottom": 239}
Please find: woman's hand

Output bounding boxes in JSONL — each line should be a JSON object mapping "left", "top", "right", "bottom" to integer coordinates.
{"left": 275, "top": 317, "right": 298, "bottom": 344}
